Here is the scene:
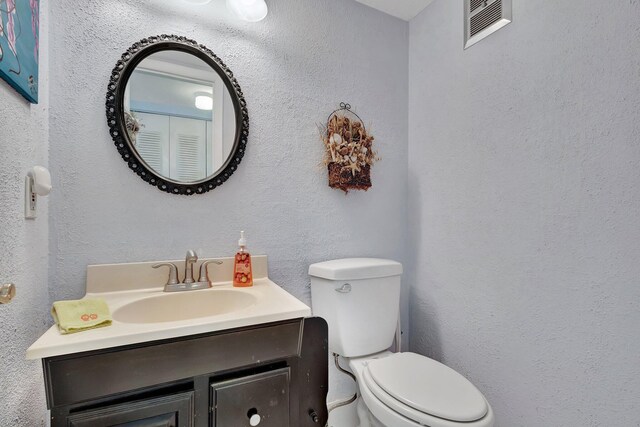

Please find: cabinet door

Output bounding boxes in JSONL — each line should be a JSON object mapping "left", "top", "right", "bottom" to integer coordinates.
{"left": 67, "top": 391, "right": 194, "bottom": 427}
{"left": 211, "top": 369, "right": 290, "bottom": 427}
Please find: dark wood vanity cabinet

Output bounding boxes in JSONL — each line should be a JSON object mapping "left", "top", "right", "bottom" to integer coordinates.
{"left": 43, "top": 318, "right": 328, "bottom": 427}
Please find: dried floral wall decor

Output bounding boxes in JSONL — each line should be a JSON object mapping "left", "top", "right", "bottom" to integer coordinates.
{"left": 320, "top": 103, "right": 378, "bottom": 193}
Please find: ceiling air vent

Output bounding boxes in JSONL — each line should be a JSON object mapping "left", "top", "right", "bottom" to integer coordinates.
{"left": 464, "top": 0, "right": 512, "bottom": 49}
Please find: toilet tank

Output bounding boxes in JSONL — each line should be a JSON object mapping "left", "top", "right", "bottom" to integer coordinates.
{"left": 309, "top": 258, "right": 403, "bottom": 358}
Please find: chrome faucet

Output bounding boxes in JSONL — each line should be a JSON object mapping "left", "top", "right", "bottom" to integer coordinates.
{"left": 183, "top": 250, "right": 198, "bottom": 284}
{"left": 154, "top": 251, "right": 223, "bottom": 292}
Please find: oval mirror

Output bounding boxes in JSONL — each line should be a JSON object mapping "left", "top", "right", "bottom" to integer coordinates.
{"left": 106, "top": 35, "right": 249, "bottom": 195}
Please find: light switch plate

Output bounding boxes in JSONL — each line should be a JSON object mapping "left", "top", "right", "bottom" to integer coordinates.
{"left": 25, "top": 176, "right": 37, "bottom": 219}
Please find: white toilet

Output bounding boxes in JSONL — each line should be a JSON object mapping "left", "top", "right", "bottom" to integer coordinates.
{"left": 309, "top": 258, "right": 494, "bottom": 427}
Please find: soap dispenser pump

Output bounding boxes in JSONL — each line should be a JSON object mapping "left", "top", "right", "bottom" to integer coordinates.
{"left": 233, "top": 231, "right": 253, "bottom": 287}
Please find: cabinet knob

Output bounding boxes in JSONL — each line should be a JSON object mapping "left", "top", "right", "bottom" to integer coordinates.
{"left": 249, "top": 413, "right": 261, "bottom": 426}
{"left": 247, "top": 408, "right": 261, "bottom": 426}
{"left": 309, "top": 409, "right": 320, "bottom": 423}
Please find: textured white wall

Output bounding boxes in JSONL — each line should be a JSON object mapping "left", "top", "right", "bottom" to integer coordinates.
{"left": 48, "top": 0, "right": 408, "bottom": 402}
{"left": 5, "top": 0, "right": 639, "bottom": 424}
{"left": 0, "top": 0, "right": 50, "bottom": 425}
{"left": 408, "top": 1, "right": 640, "bottom": 426}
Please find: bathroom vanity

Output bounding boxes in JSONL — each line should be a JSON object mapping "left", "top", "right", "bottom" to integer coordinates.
{"left": 41, "top": 317, "right": 326, "bottom": 427}
{"left": 28, "top": 256, "right": 328, "bottom": 427}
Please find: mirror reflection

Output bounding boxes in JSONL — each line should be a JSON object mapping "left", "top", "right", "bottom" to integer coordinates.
{"left": 124, "top": 50, "right": 237, "bottom": 183}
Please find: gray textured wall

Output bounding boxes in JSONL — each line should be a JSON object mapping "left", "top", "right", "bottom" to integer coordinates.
{"left": 408, "top": 1, "right": 640, "bottom": 425}
{"left": 0, "top": 0, "right": 50, "bottom": 425}
{"left": 48, "top": 0, "right": 408, "bottom": 402}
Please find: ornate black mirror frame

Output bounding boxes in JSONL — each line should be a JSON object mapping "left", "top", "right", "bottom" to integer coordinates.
{"left": 105, "top": 35, "right": 249, "bottom": 195}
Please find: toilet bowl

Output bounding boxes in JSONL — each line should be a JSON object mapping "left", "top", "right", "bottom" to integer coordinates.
{"left": 349, "top": 352, "right": 494, "bottom": 427}
{"left": 309, "top": 258, "right": 494, "bottom": 427}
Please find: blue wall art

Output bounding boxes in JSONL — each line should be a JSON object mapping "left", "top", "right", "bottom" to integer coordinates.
{"left": 0, "top": 0, "right": 39, "bottom": 103}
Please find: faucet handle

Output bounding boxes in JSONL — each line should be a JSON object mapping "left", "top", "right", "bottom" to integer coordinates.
{"left": 198, "top": 260, "right": 223, "bottom": 286}
{"left": 152, "top": 263, "right": 180, "bottom": 286}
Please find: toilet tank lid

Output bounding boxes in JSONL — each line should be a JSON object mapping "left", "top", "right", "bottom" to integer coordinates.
{"left": 309, "top": 258, "right": 402, "bottom": 280}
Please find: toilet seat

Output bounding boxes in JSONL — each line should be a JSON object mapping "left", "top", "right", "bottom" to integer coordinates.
{"left": 352, "top": 352, "right": 494, "bottom": 427}
{"left": 366, "top": 352, "right": 488, "bottom": 423}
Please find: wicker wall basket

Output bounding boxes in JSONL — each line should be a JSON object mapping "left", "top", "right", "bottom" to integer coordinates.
{"left": 321, "top": 103, "right": 378, "bottom": 193}
{"left": 327, "top": 163, "right": 372, "bottom": 192}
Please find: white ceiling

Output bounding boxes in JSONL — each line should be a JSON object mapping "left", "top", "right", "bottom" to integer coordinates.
{"left": 355, "top": 0, "right": 434, "bottom": 21}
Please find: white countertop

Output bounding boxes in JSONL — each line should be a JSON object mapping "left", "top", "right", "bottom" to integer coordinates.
{"left": 27, "top": 256, "right": 311, "bottom": 359}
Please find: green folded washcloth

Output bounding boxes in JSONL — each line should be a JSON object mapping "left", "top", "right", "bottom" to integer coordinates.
{"left": 51, "top": 298, "right": 112, "bottom": 334}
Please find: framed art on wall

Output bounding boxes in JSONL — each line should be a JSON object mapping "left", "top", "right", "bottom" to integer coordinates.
{"left": 0, "top": 0, "right": 39, "bottom": 103}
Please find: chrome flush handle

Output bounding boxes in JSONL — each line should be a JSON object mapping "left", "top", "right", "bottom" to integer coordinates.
{"left": 335, "top": 283, "right": 352, "bottom": 293}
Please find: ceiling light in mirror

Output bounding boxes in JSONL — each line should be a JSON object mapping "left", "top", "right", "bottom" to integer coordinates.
{"left": 226, "top": 0, "right": 268, "bottom": 22}
{"left": 195, "top": 92, "right": 214, "bottom": 111}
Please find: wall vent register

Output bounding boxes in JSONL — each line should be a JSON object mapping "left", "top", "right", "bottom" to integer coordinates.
{"left": 464, "top": 0, "right": 512, "bottom": 49}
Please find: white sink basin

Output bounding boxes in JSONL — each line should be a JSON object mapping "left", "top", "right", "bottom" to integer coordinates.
{"left": 113, "top": 289, "right": 257, "bottom": 324}
{"left": 27, "top": 256, "right": 312, "bottom": 360}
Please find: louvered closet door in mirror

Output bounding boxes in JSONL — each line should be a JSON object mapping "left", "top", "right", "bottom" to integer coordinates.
{"left": 135, "top": 113, "right": 170, "bottom": 177}
{"left": 169, "top": 116, "right": 208, "bottom": 182}
{"left": 135, "top": 114, "right": 210, "bottom": 182}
